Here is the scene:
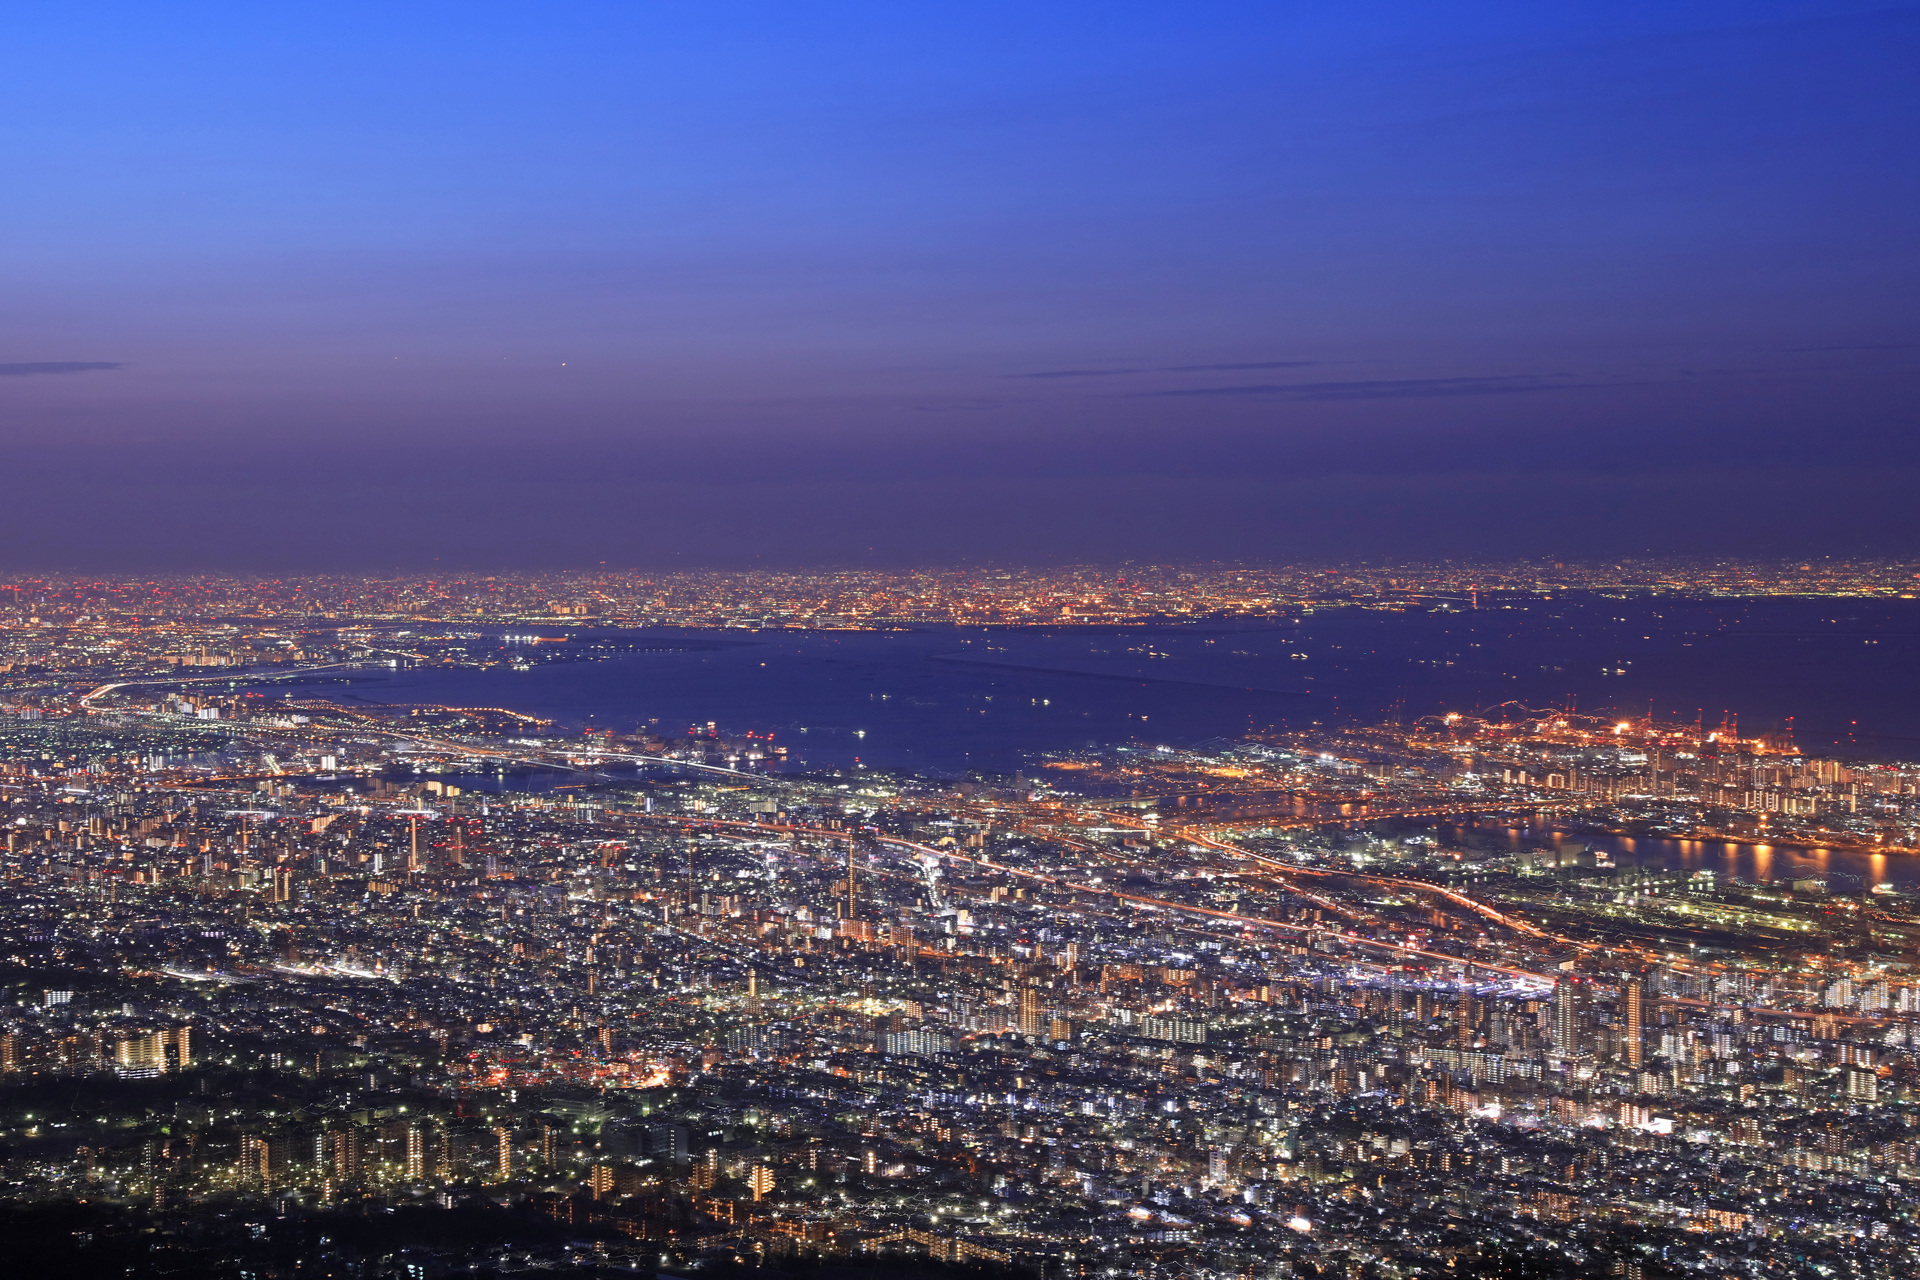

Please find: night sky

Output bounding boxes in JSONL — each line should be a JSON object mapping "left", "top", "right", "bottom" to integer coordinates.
{"left": 3, "top": 3, "right": 1915, "bottom": 570}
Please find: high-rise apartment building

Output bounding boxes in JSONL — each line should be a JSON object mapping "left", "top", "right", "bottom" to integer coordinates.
{"left": 1552, "top": 978, "right": 1584, "bottom": 1059}
{"left": 1625, "top": 980, "right": 1645, "bottom": 1069}
{"left": 1018, "top": 984, "right": 1043, "bottom": 1038}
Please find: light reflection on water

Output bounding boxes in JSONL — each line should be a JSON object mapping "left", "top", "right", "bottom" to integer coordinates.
{"left": 1485, "top": 824, "right": 1912, "bottom": 890}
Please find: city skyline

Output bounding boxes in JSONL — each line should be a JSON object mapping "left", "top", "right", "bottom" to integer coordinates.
{"left": 6, "top": 618, "right": 1920, "bottom": 1277}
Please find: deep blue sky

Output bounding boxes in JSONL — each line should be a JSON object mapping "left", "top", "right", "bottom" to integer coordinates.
{"left": 2, "top": 3, "right": 1915, "bottom": 569}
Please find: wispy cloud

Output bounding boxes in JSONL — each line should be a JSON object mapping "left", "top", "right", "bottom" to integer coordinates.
{"left": 1159, "top": 360, "right": 1319, "bottom": 372}
{"left": 1011, "top": 359, "right": 1322, "bottom": 378}
{"left": 1784, "top": 343, "right": 1920, "bottom": 353}
{"left": 0, "top": 361, "right": 125, "bottom": 376}
{"left": 913, "top": 400, "right": 996, "bottom": 412}
{"left": 1138, "top": 374, "right": 1593, "bottom": 400}
{"left": 1006, "top": 368, "right": 1139, "bottom": 379}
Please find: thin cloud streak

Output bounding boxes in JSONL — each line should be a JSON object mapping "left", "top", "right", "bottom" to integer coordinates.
{"left": 1006, "top": 368, "right": 1140, "bottom": 379}
{"left": 0, "top": 361, "right": 124, "bottom": 376}
{"left": 1158, "top": 360, "right": 1320, "bottom": 372}
{"left": 1011, "top": 360, "right": 1322, "bottom": 378}
{"left": 1137, "top": 375, "right": 1600, "bottom": 400}
{"left": 1784, "top": 343, "right": 1920, "bottom": 352}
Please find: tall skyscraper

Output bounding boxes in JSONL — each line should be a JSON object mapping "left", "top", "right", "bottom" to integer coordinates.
{"left": 1625, "top": 979, "right": 1645, "bottom": 1068}
{"left": 493, "top": 1126, "right": 511, "bottom": 1180}
{"left": 1018, "top": 984, "right": 1043, "bottom": 1038}
{"left": 1552, "top": 977, "right": 1582, "bottom": 1059}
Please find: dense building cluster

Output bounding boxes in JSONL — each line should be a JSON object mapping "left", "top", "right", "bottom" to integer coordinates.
{"left": 1, "top": 566, "right": 1918, "bottom": 1276}
{"left": 0, "top": 685, "right": 1918, "bottom": 1278}
{"left": 0, "top": 559, "right": 1916, "bottom": 649}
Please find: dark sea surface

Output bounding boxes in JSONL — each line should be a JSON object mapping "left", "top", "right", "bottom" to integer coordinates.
{"left": 284, "top": 593, "right": 1920, "bottom": 776}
